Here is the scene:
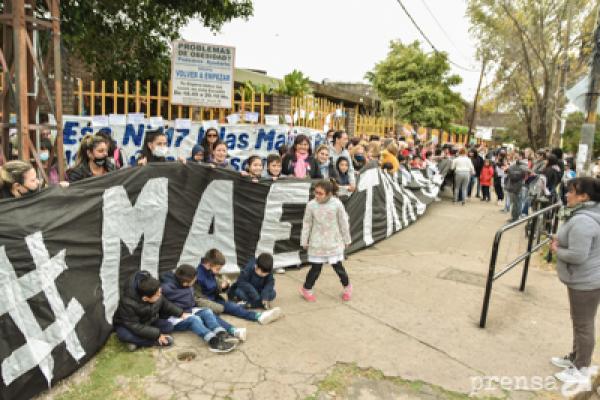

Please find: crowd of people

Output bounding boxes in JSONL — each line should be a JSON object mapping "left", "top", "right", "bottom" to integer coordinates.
{"left": 4, "top": 126, "right": 600, "bottom": 389}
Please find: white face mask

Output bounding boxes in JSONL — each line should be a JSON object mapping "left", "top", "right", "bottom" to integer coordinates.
{"left": 152, "top": 146, "right": 168, "bottom": 158}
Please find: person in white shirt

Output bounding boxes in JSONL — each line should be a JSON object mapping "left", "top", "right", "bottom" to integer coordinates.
{"left": 451, "top": 148, "right": 475, "bottom": 205}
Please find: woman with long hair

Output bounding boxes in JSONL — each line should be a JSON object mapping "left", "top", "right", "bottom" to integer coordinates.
{"left": 67, "top": 134, "right": 114, "bottom": 182}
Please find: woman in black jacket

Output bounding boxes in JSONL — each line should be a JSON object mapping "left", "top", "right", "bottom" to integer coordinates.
{"left": 67, "top": 134, "right": 115, "bottom": 182}
{"left": 543, "top": 154, "right": 563, "bottom": 199}
{"left": 136, "top": 130, "right": 169, "bottom": 166}
{"left": 309, "top": 144, "right": 339, "bottom": 181}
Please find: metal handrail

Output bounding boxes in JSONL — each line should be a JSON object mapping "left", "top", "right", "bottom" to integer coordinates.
{"left": 479, "top": 201, "right": 561, "bottom": 328}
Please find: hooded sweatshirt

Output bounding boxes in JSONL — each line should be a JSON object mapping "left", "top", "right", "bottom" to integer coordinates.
{"left": 556, "top": 202, "right": 600, "bottom": 290}
{"left": 160, "top": 271, "right": 195, "bottom": 312}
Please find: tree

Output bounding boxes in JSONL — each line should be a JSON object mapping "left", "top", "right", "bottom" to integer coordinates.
{"left": 365, "top": 40, "right": 464, "bottom": 129}
{"left": 562, "top": 111, "right": 600, "bottom": 157}
{"left": 467, "top": 0, "right": 595, "bottom": 149}
{"left": 30, "top": 1, "right": 253, "bottom": 81}
{"left": 274, "top": 70, "right": 312, "bottom": 97}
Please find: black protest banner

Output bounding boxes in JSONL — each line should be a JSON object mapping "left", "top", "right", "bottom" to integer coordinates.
{"left": 0, "top": 163, "right": 439, "bottom": 400}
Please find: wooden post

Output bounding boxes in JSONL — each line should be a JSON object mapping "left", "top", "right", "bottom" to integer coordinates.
{"left": 51, "top": 0, "right": 65, "bottom": 178}
{"left": 14, "top": 0, "right": 29, "bottom": 160}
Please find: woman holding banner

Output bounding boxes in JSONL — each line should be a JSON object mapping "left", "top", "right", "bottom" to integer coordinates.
{"left": 0, "top": 160, "right": 41, "bottom": 199}
{"left": 67, "top": 134, "right": 115, "bottom": 182}
{"left": 200, "top": 128, "right": 220, "bottom": 163}
{"left": 282, "top": 135, "right": 312, "bottom": 178}
{"left": 136, "top": 130, "right": 169, "bottom": 166}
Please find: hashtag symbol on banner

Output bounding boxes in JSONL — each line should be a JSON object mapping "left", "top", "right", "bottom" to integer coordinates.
{"left": 0, "top": 231, "right": 85, "bottom": 387}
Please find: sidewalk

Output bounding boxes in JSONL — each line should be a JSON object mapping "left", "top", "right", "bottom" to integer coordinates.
{"left": 45, "top": 197, "right": 587, "bottom": 399}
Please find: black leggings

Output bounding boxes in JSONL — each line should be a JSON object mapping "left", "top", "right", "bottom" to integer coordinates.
{"left": 303, "top": 262, "right": 349, "bottom": 290}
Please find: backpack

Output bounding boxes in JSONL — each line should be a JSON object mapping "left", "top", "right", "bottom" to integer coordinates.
{"left": 527, "top": 174, "right": 550, "bottom": 200}
{"left": 507, "top": 165, "right": 524, "bottom": 184}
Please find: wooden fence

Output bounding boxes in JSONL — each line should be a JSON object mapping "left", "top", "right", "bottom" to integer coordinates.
{"left": 289, "top": 95, "right": 346, "bottom": 131}
{"left": 75, "top": 79, "right": 269, "bottom": 123}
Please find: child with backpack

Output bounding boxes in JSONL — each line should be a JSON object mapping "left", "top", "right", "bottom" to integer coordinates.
{"left": 299, "top": 179, "right": 353, "bottom": 302}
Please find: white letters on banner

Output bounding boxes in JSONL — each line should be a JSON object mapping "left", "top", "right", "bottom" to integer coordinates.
{"left": 60, "top": 116, "right": 326, "bottom": 171}
{"left": 100, "top": 178, "right": 169, "bottom": 323}
{"left": 256, "top": 181, "right": 312, "bottom": 268}
{"left": 178, "top": 180, "right": 238, "bottom": 272}
{"left": 0, "top": 232, "right": 85, "bottom": 386}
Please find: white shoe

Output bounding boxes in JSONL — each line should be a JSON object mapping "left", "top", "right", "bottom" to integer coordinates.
{"left": 274, "top": 267, "right": 286, "bottom": 274}
{"left": 551, "top": 355, "right": 574, "bottom": 369}
{"left": 233, "top": 327, "right": 247, "bottom": 341}
{"left": 555, "top": 366, "right": 596, "bottom": 384}
{"left": 258, "top": 307, "right": 282, "bottom": 325}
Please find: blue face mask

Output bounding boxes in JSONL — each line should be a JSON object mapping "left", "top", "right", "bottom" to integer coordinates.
{"left": 39, "top": 152, "right": 49, "bottom": 162}
{"left": 354, "top": 155, "right": 365, "bottom": 162}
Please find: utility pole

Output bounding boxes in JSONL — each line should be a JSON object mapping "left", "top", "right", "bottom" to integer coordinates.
{"left": 579, "top": 4, "right": 600, "bottom": 176}
{"left": 467, "top": 58, "right": 487, "bottom": 146}
{"left": 551, "top": 0, "right": 572, "bottom": 148}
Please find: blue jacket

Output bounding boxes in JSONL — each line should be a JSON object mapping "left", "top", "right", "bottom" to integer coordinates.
{"left": 196, "top": 263, "right": 218, "bottom": 301}
{"left": 231, "top": 257, "right": 275, "bottom": 301}
{"left": 160, "top": 271, "right": 195, "bottom": 312}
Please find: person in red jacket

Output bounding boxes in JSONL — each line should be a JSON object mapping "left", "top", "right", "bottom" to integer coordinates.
{"left": 479, "top": 159, "right": 494, "bottom": 202}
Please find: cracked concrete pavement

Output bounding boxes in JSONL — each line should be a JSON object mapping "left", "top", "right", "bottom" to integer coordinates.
{"left": 133, "top": 197, "right": 585, "bottom": 400}
{"left": 41, "top": 196, "right": 587, "bottom": 400}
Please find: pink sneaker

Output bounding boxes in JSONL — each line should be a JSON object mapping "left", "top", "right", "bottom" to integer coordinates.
{"left": 342, "top": 284, "right": 353, "bottom": 301}
{"left": 300, "top": 286, "right": 316, "bottom": 302}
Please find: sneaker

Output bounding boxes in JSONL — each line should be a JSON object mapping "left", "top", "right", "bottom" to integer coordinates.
{"left": 274, "top": 267, "right": 286, "bottom": 274}
{"left": 258, "top": 307, "right": 282, "bottom": 325}
{"left": 342, "top": 284, "right": 353, "bottom": 301}
{"left": 233, "top": 327, "right": 247, "bottom": 342}
{"left": 554, "top": 366, "right": 595, "bottom": 384}
{"left": 208, "top": 335, "right": 236, "bottom": 353}
{"left": 551, "top": 354, "right": 575, "bottom": 369}
{"left": 126, "top": 343, "right": 138, "bottom": 352}
{"left": 300, "top": 286, "right": 316, "bottom": 302}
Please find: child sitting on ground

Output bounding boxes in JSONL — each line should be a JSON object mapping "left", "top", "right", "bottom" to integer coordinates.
{"left": 161, "top": 265, "right": 242, "bottom": 353}
{"left": 228, "top": 253, "right": 276, "bottom": 309}
{"left": 195, "top": 249, "right": 283, "bottom": 324}
{"left": 113, "top": 271, "right": 186, "bottom": 351}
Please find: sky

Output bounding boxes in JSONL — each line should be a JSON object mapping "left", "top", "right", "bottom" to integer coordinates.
{"left": 181, "top": 0, "right": 483, "bottom": 101}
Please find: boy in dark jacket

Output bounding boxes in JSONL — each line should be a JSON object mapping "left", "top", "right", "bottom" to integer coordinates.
{"left": 196, "top": 249, "right": 283, "bottom": 324}
{"left": 229, "top": 254, "right": 276, "bottom": 309}
{"left": 113, "top": 271, "right": 185, "bottom": 351}
{"left": 160, "top": 265, "right": 238, "bottom": 353}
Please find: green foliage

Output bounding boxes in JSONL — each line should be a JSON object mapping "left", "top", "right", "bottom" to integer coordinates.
{"left": 53, "top": 1, "right": 253, "bottom": 81}
{"left": 237, "top": 80, "right": 273, "bottom": 102}
{"left": 562, "top": 112, "right": 600, "bottom": 157}
{"left": 274, "top": 70, "right": 313, "bottom": 97}
{"left": 365, "top": 41, "right": 464, "bottom": 130}
{"left": 57, "top": 335, "right": 155, "bottom": 400}
{"left": 467, "top": 0, "right": 594, "bottom": 149}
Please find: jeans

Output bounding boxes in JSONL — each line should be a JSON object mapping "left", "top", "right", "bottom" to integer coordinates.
{"left": 173, "top": 309, "right": 225, "bottom": 342}
{"left": 467, "top": 176, "right": 480, "bottom": 197}
{"left": 454, "top": 172, "right": 470, "bottom": 203}
{"left": 508, "top": 191, "right": 522, "bottom": 222}
{"left": 304, "top": 262, "right": 349, "bottom": 290}
{"left": 568, "top": 287, "right": 600, "bottom": 368}
{"left": 216, "top": 299, "right": 259, "bottom": 322}
{"left": 233, "top": 286, "right": 276, "bottom": 308}
{"left": 115, "top": 319, "right": 173, "bottom": 347}
{"left": 520, "top": 186, "right": 530, "bottom": 215}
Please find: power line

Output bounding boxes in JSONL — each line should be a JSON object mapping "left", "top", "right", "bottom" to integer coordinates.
{"left": 419, "top": 0, "right": 473, "bottom": 64}
{"left": 393, "top": 0, "right": 479, "bottom": 72}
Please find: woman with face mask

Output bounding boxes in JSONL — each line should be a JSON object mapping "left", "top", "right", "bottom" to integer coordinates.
{"left": 38, "top": 139, "right": 64, "bottom": 186}
{"left": 0, "top": 160, "right": 41, "bottom": 199}
{"left": 67, "top": 134, "right": 114, "bottom": 182}
{"left": 136, "top": 130, "right": 169, "bottom": 166}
